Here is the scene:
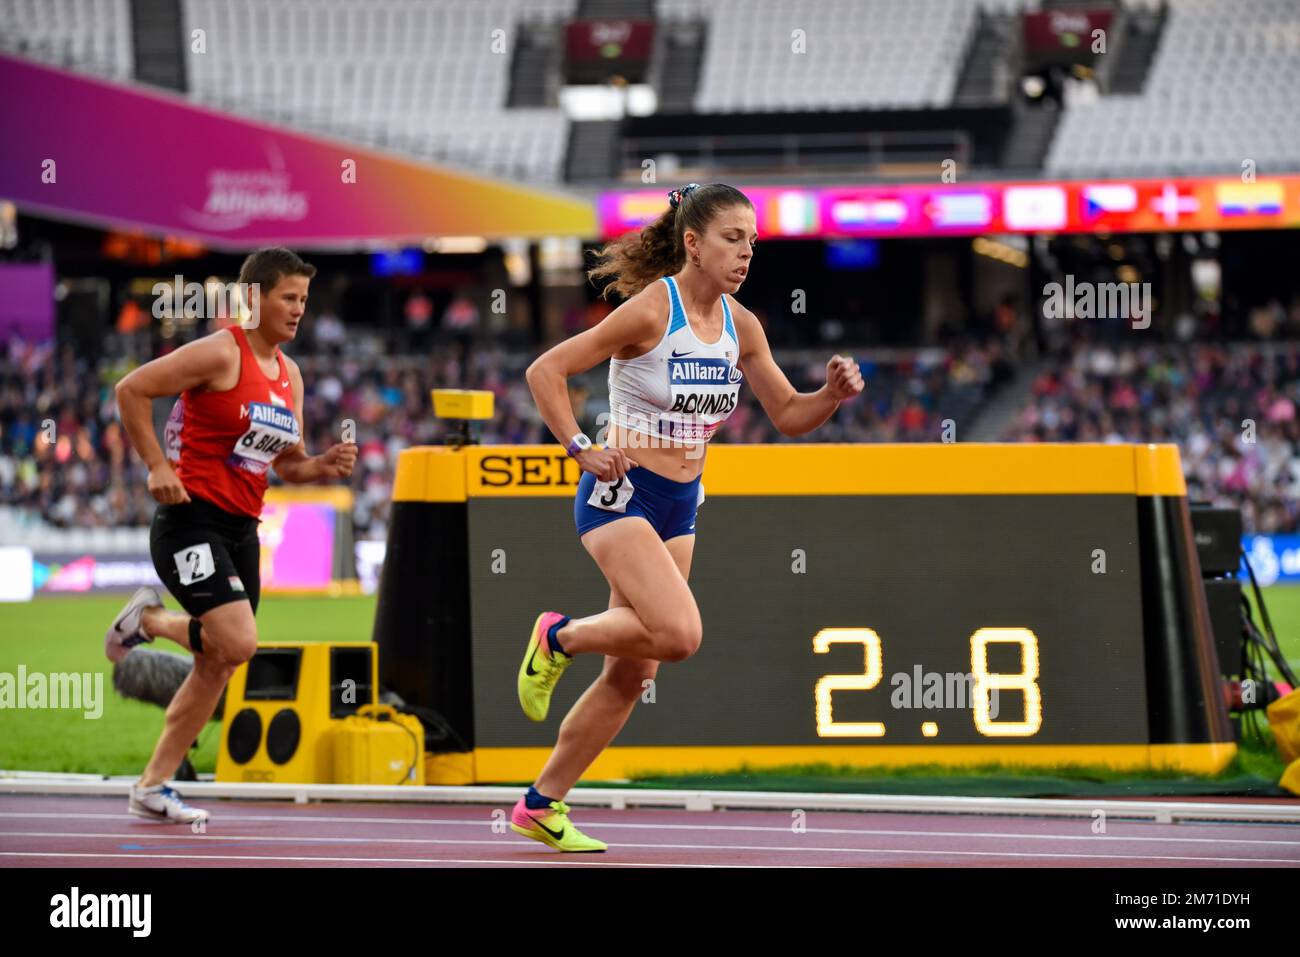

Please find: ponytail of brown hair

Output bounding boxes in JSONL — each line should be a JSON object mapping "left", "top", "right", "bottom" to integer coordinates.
{"left": 586, "top": 183, "right": 752, "bottom": 301}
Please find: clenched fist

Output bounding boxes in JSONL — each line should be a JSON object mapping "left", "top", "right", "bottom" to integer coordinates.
{"left": 826, "top": 355, "right": 865, "bottom": 402}
{"left": 576, "top": 446, "right": 639, "bottom": 482}
{"left": 148, "top": 462, "right": 191, "bottom": 505}
{"left": 318, "top": 442, "right": 358, "bottom": 479}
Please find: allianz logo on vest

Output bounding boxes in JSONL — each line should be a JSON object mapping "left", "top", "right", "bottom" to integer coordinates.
{"left": 669, "top": 357, "right": 737, "bottom": 384}
{"left": 245, "top": 402, "right": 296, "bottom": 432}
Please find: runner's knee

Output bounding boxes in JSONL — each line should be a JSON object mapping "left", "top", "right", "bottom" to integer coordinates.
{"left": 219, "top": 632, "right": 257, "bottom": 666}
{"left": 601, "top": 660, "right": 659, "bottom": 700}
{"left": 656, "top": 617, "right": 703, "bottom": 663}
{"left": 193, "top": 654, "right": 239, "bottom": 684}
{"left": 198, "top": 610, "right": 257, "bottom": 667}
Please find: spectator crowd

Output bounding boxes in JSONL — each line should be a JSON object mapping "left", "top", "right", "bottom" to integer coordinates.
{"left": 2, "top": 320, "right": 1296, "bottom": 537}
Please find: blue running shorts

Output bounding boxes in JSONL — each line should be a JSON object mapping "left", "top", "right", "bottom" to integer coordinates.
{"left": 574, "top": 465, "right": 704, "bottom": 541}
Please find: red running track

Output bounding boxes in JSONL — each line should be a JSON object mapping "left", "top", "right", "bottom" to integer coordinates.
{"left": 1, "top": 794, "right": 1298, "bottom": 868}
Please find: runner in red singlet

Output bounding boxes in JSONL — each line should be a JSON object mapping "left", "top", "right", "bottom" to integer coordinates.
{"left": 107, "top": 247, "right": 357, "bottom": 823}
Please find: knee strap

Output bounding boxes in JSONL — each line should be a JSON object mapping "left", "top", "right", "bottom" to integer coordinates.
{"left": 188, "top": 617, "right": 204, "bottom": 654}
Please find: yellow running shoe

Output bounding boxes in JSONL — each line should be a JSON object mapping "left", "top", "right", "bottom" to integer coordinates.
{"left": 510, "top": 796, "right": 607, "bottom": 852}
{"left": 518, "top": 611, "right": 574, "bottom": 722}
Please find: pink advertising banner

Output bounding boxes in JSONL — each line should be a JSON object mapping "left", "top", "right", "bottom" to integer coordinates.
{"left": 0, "top": 54, "right": 596, "bottom": 248}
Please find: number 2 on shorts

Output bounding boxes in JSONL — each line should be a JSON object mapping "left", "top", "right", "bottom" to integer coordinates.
{"left": 173, "top": 542, "right": 216, "bottom": 586}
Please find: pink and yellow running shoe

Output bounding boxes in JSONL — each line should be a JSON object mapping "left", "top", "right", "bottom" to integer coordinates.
{"left": 517, "top": 611, "right": 574, "bottom": 722}
{"left": 509, "top": 796, "right": 607, "bottom": 852}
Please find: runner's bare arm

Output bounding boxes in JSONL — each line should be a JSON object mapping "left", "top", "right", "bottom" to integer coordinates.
{"left": 525, "top": 285, "right": 663, "bottom": 448}
{"left": 272, "top": 357, "right": 357, "bottom": 483}
{"left": 732, "top": 302, "right": 857, "bottom": 436}
{"left": 115, "top": 332, "right": 237, "bottom": 470}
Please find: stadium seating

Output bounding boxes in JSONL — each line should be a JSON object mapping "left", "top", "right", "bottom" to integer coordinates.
{"left": 1047, "top": 0, "right": 1300, "bottom": 176}
{"left": 6, "top": 0, "right": 1297, "bottom": 182}
{"left": 0, "top": 0, "right": 133, "bottom": 81}
{"left": 0, "top": 506, "right": 150, "bottom": 554}
{"left": 692, "top": 0, "right": 978, "bottom": 112}
{"left": 181, "top": 0, "right": 576, "bottom": 183}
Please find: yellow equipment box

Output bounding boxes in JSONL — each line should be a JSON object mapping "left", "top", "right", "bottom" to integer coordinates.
{"left": 331, "top": 704, "right": 426, "bottom": 786}
{"left": 431, "top": 388, "right": 494, "bottom": 421}
{"left": 217, "top": 641, "right": 379, "bottom": 784}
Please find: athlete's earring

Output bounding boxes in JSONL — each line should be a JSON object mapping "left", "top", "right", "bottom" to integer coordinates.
{"left": 691, "top": 253, "right": 701, "bottom": 267}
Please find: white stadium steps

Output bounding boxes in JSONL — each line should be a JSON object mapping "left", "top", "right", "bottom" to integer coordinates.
{"left": 1047, "top": 0, "right": 1300, "bottom": 177}
{"left": 0, "top": 0, "right": 133, "bottom": 81}
{"left": 692, "top": 0, "right": 979, "bottom": 112}
{"left": 181, "top": 0, "right": 577, "bottom": 184}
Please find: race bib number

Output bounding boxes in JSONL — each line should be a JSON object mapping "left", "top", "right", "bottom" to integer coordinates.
{"left": 229, "top": 401, "right": 299, "bottom": 475}
{"left": 662, "top": 355, "right": 741, "bottom": 441}
{"left": 588, "top": 475, "right": 635, "bottom": 513}
{"left": 164, "top": 398, "right": 183, "bottom": 463}
{"left": 173, "top": 542, "right": 216, "bottom": 586}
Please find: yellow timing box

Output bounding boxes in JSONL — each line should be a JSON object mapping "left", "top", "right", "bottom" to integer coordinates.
{"left": 331, "top": 704, "right": 426, "bottom": 786}
{"left": 432, "top": 388, "right": 495, "bottom": 420}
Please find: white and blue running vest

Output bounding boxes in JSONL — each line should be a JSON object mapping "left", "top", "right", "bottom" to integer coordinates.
{"left": 608, "top": 275, "right": 744, "bottom": 444}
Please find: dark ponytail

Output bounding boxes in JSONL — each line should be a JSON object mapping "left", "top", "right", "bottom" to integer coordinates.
{"left": 587, "top": 183, "right": 752, "bottom": 301}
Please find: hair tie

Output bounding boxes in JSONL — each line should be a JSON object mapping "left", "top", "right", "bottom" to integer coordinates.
{"left": 667, "top": 183, "right": 701, "bottom": 209}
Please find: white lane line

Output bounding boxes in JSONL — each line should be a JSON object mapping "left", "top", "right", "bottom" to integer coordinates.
{"left": 0, "top": 852, "right": 831, "bottom": 868}
{"left": 4, "top": 799, "right": 1298, "bottom": 826}
{"left": 4, "top": 787, "right": 1297, "bottom": 824}
{"left": 1, "top": 833, "right": 1297, "bottom": 864}
{"left": 1, "top": 812, "right": 1297, "bottom": 846}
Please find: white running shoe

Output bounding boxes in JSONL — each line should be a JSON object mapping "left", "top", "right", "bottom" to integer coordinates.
{"left": 129, "top": 783, "right": 210, "bottom": 824}
{"left": 105, "top": 586, "right": 163, "bottom": 664}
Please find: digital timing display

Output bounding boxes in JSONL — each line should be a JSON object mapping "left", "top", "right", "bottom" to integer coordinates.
{"left": 468, "top": 493, "right": 1149, "bottom": 748}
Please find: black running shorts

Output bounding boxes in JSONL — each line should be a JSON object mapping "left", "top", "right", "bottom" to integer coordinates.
{"left": 149, "top": 495, "right": 261, "bottom": 618}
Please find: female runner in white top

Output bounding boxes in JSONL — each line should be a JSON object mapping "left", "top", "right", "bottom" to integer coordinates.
{"left": 514, "top": 183, "right": 864, "bottom": 851}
